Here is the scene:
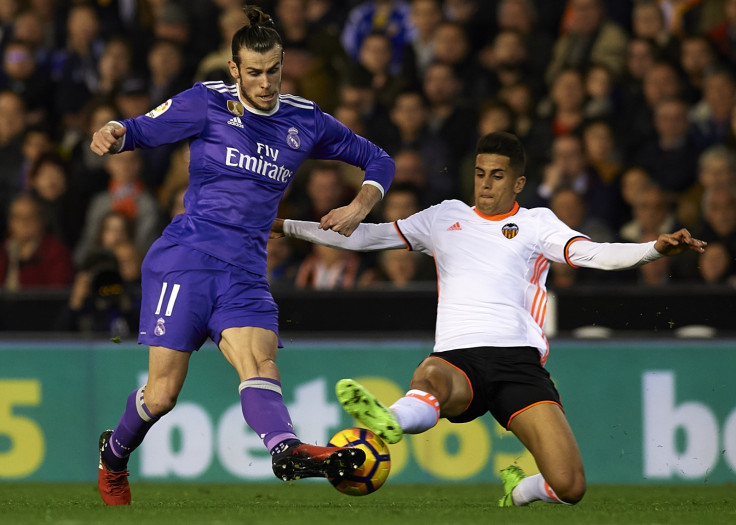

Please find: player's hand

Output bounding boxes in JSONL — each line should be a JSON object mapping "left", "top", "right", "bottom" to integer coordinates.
{"left": 270, "top": 218, "right": 285, "bottom": 238}
{"left": 90, "top": 122, "right": 126, "bottom": 156}
{"left": 654, "top": 228, "right": 707, "bottom": 256}
{"left": 319, "top": 203, "right": 364, "bottom": 236}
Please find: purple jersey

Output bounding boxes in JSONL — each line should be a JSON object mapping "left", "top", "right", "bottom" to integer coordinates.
{"left": 117, "top": 81, "right": 394, "bottom": 275}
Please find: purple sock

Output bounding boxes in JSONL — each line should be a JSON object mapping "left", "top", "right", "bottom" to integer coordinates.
{"left": 102, "top": 387, "right": 159, "bottom": 471}
{"left": 239, "top": 377, "right": 298, "bottom": 454}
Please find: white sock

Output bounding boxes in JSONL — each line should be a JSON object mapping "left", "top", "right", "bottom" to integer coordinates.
{"left": 389, "top": 389, "right": 440, "bottom": 434}
{"left": 512, "top": 473, "right": 568, "bottom": 505}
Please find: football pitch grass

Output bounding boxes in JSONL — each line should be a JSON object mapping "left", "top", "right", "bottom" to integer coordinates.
{"left": 2, "top": 483, "right": 735, "bottom": 525}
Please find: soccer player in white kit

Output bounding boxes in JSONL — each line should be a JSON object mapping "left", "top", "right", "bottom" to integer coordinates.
{"left": 272, "top": 132, "right": 706, "bottom": 507}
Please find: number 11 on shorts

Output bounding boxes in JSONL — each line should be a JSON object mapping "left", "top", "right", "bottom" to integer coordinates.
{"left": 155, "top": 282, "right": 181, "bottom": 316}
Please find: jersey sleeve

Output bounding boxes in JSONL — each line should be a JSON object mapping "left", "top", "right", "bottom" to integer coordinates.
{"left": 534, "top": 208, "right": 590, "bottom": 265}
{"left": 567, "top": 239, "right": 662, "bottom": 270}
{"left": 284, "top": 220, "right": 404, "bottom": 251}
{"left": 392, "top": 203, "right": 442, "bottom": 256}
{"left": 118, "top": 83, "right": 207, "bottom": 151}
{"left": 310, "top": 109, "right": 395, "bottom": 196}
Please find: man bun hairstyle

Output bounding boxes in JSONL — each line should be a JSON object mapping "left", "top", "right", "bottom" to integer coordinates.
{"left": 476, "top": 131, "right": 526, "bottom": 177}
{"left": 231, "top": 5, "right": 283, "bottom": 65}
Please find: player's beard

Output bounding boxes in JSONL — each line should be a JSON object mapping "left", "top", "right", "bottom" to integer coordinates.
{"left": 238, "top": 79, "right": 281, "bottom": 112}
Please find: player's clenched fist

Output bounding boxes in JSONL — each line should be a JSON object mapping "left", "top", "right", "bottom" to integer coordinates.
{"left": 90, "top": 122, "right": 126, "bottom": 156}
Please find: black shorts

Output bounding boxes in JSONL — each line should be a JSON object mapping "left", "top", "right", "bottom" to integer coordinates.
{"left": 428, "top": 346, "right": 562, "bottom": 429}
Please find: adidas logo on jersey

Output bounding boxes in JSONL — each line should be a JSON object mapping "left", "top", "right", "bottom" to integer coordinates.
{"left": 447, "top": 222, "right": 462, "bottom": 231}
{"left": 227, "top": 116, "right": 244, "bottom": 128}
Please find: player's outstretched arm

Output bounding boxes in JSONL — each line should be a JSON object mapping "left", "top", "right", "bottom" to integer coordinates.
{"left": 654, "top": 228, "right": 707, "bottom": 256}
{"left": 277, "top": 218, "right": 404, "bottom": 252}
{"left": 90, "top": 121, "right": 126, "bottom": 156}
{"left": 319, "top": 184, "right": 382, "bottom": 237}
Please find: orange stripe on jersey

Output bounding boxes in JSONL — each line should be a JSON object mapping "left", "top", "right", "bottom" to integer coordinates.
{"left": 506, "top": 400, "right": 562, "bottom": 429}
{"left": 393, "top": 222, "right": 412, "bottom": 250}
{"left": 473, "top": 201, "right": 520, "bottom": 221}
{"left": 564, "top": 236, "right": 590, "bottom": 268}
{"left": 426, "top": 356, "right": 473, "bottom": 413}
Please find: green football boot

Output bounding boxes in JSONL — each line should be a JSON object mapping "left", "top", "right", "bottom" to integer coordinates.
{"left": 335, "top": 379, "right": 403, "bottom": 444}
{"left": 498, "top": 464, "right": 526, "bottom": 507}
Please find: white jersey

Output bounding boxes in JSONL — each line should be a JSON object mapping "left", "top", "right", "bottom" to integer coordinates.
{"left": 284, "top": 199, "right": 661, "bottom": 362}
{"left": 395, "top": 200, "right": 584, "bottom": 361}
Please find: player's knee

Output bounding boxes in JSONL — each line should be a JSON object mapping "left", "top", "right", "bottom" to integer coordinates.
{"left": 552, "top": 472, "right": 586, "bottom": 504}
{"left": 145, "top": 390, "right": 178, "bottom": 416}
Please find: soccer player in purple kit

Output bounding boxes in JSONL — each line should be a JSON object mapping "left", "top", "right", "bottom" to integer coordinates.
{"left": 89, "top": 5, "right": 394, "bottom": 506}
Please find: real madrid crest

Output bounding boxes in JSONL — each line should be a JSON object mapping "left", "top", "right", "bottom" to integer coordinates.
{"left": 286, "top": 127, "right": 301, "bottom": 149}
{"left": 227, "top": 100, "right": 244, "bottom": 116}
{"left": 502, "top": 223, "right": 519, "bottom": 239}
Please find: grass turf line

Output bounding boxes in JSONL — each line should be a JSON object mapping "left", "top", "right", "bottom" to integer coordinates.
{"left": 1, "top": 483, "right": 734, "bottom": 525}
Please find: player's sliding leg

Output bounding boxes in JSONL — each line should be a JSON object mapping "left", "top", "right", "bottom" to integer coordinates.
{"left": 502, "top": 402, "right": 586, "bottom": 506}
{"left": 336, "top": 379, "right": 405, "bottom": 443}
{"left": 238, "top": 377, "right": 365, "bottom": 480}
{"left": 499, "top": 467, "right": 571, "bottom": 506}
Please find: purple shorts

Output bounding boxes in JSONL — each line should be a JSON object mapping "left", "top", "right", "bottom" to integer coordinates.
{"left": 138, "top": 237, "right": 279, "bottom": 351}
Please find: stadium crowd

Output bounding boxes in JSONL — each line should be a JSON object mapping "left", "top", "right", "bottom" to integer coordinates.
{"left": 1, "top": 0, "right": 736, "bottom": 328}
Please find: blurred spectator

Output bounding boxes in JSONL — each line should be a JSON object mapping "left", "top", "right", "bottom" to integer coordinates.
{"left": 0, "top": 0, "right": 19, "bottom": 50}
{"left": 75, "top": 150, "right": 160, "bottom": 267}
{"left": 633, "top": 97, "right": 701, "bottom": 193}
{"left": 0, "top": 192, "right": 74, "bottom": 290}
{"left": 361, "top": 249, "right": 432, "bottom": 288}
{"left": 381, "top": 90, "right": 453, "bottom": 202}
{"left": 95, "top": 37, "right": 134, "bottom": 100}
{"left": 498, "top": 81, "right": 535, "bottom": 142}
{"left": 697, "top": 241, "right": 735, "bottom": 285}
{"left": 289, "top": 161, "right": 355, "bottom": 223}
{"left": 341, "top": 0, "right": 413, "bottom": 74}
{"left": 392, "top": 148, "right": 431, "bottom": 205}
{"left": 422, "top": 60, "right": 476, "bottom": 188}
{"left": 77, "top": 210, "right": 134, "bottom": 269}
{"left": 56, "top": 245, "right": 140, "bottom": 337}
{"left": 27, "top": 152, "right": 85, "bottom": 248}
{"left": 582, "top": 119, "right": 622, "bottom": 185}
{"left": 195, "top": 6, "right": 248, "bottom": 82}
{"left": 527, "top": 68, "right": 586, "bottom": 176}
{"left": 0, "top": 90, "right": 26, "bottom": 233}
{"left": 338, "top": 67, "right": 391, "bottom": 142}
{"left": 678, "top": 34, "right": 719, "bottom": 104}
{"left": 689, "top": 68, "right": 736, "bottom": 149}
{"left": 546, "top": 0, "right": 628, "bottom": 85}
{"left": 621, "top": 60, "right": 683, "bottom": 155}
{"left": 442, "top": 0, "right": 495, "bottom": 53}
{"left": 147, "top": 39, "right": 191, "bottom": 106}
{"left": 20, "top": 126, "right": 53, "bottom": 186}
{"left": 708, "top": 0, "right": 736, "bottom": 68}
{"left": 430, "top": 20, "right": 480, "bottom": 97}
{"left": 476, "top": 29, "right": 539, "bottom": 102}
{"left": 631, "top": 0, "right": 678, "bottom": 63}
{"left": 528, "top": 133, "right": 619, "bottom": 229}
{"left": 619, "top": 184, "right": 678, "bottom": 243}
{"left": 401, "top": 0, "right": 443, "bottom": 85}
{"left": 496, "top": 0, "right": 554, "bottom": 82}
{"left": 266, "top": 237, "right": 300, "bottom": 288}
{"left": 1, "top": 39, "right": 51, "bottom": 126}
{"left": 678, "top": 145, "right": 736, "bottom": 230}
{"left": 11, "top": 8, "right": 54, "bottom": 69}
{"left": 695, "top": 184, "right": 736, "bottom": 262}
{"left": 381, "top": 181, "right": 422, "bottom": 222}
{"left": 275, "top": 0, "right": 349, "bottom": 113}
{"left": 583, "top": 63, "right": 615, "bottom": 120}
{"left": 618, "top": 166, "right": 654, "bottom": 222}
{"left": 67, "top": 100, "right": 118, "bottom": 212}
{"left": 53, "top": 5, "right": 105, "bottom": 139}
{"left": 295, "top": 243, "right": 369, "bottom": 289}
{"left": 356, "top": 31, "right": 405, "bottom": 109}
{"left": 618, "top": 37, "right": 657, "bottom": 127}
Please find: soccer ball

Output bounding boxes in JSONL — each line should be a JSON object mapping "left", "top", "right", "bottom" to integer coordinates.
{"left": 327, "top": 427, "right": 391, "bottom": 496}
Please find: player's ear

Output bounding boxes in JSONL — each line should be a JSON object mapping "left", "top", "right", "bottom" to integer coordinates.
{"left": 514, "top": 175, "right": 526, "bottom": 194}
{"left": 228, "top": 60, "right": 239, "bottom": 79}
